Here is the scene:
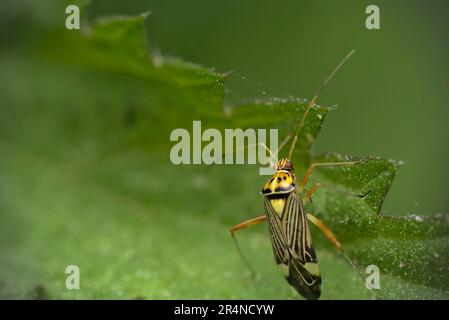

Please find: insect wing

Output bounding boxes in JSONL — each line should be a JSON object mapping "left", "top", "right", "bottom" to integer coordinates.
{"left": 264, "top": 192, "right": 321, "bottom": 299}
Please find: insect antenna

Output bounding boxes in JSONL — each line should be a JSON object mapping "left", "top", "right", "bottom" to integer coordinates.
{"left": 287, "top": 49, "right": 356, "bottom": 160}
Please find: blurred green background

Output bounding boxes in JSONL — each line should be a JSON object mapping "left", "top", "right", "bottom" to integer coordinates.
{"left": 6, "top": 0, "right": 446, "bottom": 214}
{"left": 0, "top": 0, "right": 448, "bottom": 299}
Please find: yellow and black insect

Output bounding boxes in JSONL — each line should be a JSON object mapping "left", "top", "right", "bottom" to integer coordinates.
{"left": 230, "top": 50, "right": 358, "bottom": 300}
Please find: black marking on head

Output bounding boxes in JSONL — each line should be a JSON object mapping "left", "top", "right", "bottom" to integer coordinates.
{"left": 266, "top": 193, "right": 289, "bottom": 200}
{"left": 274, "top": 186, "right": 293, "bottom": 193}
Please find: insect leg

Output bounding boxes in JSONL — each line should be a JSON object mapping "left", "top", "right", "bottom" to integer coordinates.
{"left": 230, "top": 215, "right": 267, "bottom": 276}
{"left": 301, "top": 182, "right": 373, "bottom": 204}
{"left": 302, "top": 183, "right": 322, "bottom": 204}
{"left": 306, "top": 213, "right": 342, "bottom": 251}
{"left": 302, "top": 183, "right": 372, "bottom": 204}
{"left": 307, "top": 213, "right": 370, "bottom": 293}
{"left": 298, "top": 161, "right": 360, "bottom": 192}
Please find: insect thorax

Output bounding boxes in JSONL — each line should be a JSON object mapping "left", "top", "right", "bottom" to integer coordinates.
{"left": 261, "top": 170, "right": 296, "bottom": 196}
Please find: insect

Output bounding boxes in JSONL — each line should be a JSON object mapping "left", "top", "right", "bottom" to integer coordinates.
{"left": 230, "top": 50, "right": 359, "bottom": 300}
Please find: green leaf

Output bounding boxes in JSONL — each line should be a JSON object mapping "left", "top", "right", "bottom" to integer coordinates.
{"left": 308, "top": 154, "right": 449, "bottom": 298}
{"left": 0, "top": 10, "right": 448, "bottom": 300}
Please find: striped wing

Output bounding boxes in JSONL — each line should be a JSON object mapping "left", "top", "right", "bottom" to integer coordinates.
{"left": 264, "top": 192, "right": 321, "bottom": 300}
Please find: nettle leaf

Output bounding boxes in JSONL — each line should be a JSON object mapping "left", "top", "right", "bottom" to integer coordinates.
{"left": 308, "top": 154, "right": 449, "bottom": 298}
{"left": 0, "top": 9, "right": 448, "bottom": 300}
